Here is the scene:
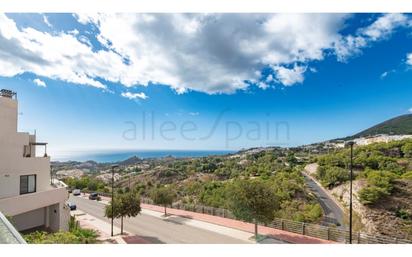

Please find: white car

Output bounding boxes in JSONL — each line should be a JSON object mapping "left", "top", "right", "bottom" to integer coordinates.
{"left": 72, "top": 189, "right": 81, "bottom": 196}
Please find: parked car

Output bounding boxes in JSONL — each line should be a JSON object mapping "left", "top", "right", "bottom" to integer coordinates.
{"left": 67, "top": 202, "right": 77, "bottom": 211}
{"left": 72, "top": 189, "right": 81, "bottom": 196}
{"left": 67, "top": 188, "right": 73, "bottom": 193}
{"left": 89, "top": 192, "right": 99, "bottom": 200}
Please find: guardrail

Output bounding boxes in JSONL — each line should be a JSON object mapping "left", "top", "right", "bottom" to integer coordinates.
{"left": 80, "top": 190, "right": 412, "bottom": 244}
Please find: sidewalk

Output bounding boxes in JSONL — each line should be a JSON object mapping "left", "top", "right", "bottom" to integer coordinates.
{"left": 84, "top": 193, "right": 334, "bottom": 244}
{"left": 141, "top": 204, "right": 334, "bottom": 244}
{"left": 71, "top": 210, "right": 149, "bottom": 244}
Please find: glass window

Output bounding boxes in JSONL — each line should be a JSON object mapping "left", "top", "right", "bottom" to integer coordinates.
{"left": 20, "top": 175, "right": 36, "bottom": 194}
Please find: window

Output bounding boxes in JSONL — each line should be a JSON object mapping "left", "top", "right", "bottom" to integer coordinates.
{"left": 20, "top": 175, "right": 36, "bottom": 194}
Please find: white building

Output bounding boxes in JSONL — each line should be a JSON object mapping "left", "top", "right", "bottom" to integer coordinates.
{"left": 353, "top": 134, "right": 412, "bottom": 146}
{"left": 0, "top": 89, "right": 69, "bottom": 232}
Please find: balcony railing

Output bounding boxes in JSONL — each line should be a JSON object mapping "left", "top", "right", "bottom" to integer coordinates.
{"left": 23, "top": 142, "right": 48, "bottom": 158}
{"left": 0, "top": 89, "right": 17, "bottom": 99}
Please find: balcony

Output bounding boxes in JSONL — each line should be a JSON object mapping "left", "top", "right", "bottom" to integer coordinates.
{"left": 23, "top": 142, "right": 48, "bottom": 158}
{"left": 0, "top": 187, "right": 68, "bottom": 217}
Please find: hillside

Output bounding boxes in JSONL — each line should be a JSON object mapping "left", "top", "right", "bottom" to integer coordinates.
{"left": 354, "top": 114, "right": 412, "bottom": 137}
{"left": 315, "top": 139, "right": 412, "bottom": 239}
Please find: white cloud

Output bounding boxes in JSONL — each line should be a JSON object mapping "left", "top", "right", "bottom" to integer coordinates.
{"left": 361, "top": 13, "right": 408, "bottom": 41}
{"left": 335, "top": 14, "right": 409, "bottom": 62}
{"left": 33, "top": 78, "right": 46, "bottom": 87}
{"left": 43, "top": 15, "right": 52, "bottom": 28}
{"left": 380, "top": 71, "right": 389, "bottom": 79}
{"left": 380, "top": 69, "right": 396, "bottom": 79}
{"left": 272, "top": 65, "right": 306, "bottom": 86}
{"left": 0, "top": 13, "right": 410, "bottom": 96}
{"left": 409, "top": 107, "right": 412, "bottom": 113}
{"left": 0, "top": 14, "right": 113, "bottom": 89}
{"left": 188, "top": 112, "right": 199, "bottom": 116}
{"left": 406, "top": 53, "right": 412, "bottom": 66}
{"left": 73, "top": 13, "right": 348, "bottom": 91}
{"left": 121, "top": 91, "right": 148, "bottom": 100}
{"left": 257, "top": 82, "right": 269, "bottom": 90}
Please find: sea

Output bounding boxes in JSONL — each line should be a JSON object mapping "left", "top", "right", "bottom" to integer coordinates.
{"left": 52, "top": 149, "right": 236, "bottom": 163}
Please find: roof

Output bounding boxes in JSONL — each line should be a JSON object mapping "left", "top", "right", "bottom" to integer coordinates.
{"left": 0, "top": 212, "right": 26, "bottom": 244}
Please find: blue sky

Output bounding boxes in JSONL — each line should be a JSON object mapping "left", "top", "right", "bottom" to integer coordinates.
{"left": 1, "top": 13, "right": 412, "bottom": 156}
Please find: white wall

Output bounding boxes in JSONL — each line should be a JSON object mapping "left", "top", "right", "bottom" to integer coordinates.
{"left": 12, "top": 207, "right": 45, "bottom": 231}
{"left": 0, "top": 97, "right": 51, "bottom": 199}
{"left": 0, "top": 95, "right": 69, "bottom": 232}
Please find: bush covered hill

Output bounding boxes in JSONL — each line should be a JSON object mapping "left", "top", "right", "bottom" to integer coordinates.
{"left": 349, "top": 114, "right": 412, "bottom": 138}
{"left": 120, "top": 149, "right": 323, "bottom": 223}
{"left": 315, "top": 139, "right": 412, "bottom": 239}
{"left": 64, "top": 148, "right": 324, "bottom": 224}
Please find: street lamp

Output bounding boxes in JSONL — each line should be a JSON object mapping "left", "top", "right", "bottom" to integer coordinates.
{"left": 111, "top": 164, "right": 119, "bottom": 237}
{"left": 345, "top": 141, "right": 354, "bottom": 244}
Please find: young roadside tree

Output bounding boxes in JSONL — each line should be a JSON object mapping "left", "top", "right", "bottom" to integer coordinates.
{"left": 105, "top": 196, "right": 121, "bottom": 234}
{"left": 105, "top": 192, "right": 141, "bottom": 235}
{"left": 118, "top": 192, "right": 141, "bottom": 234}
{"left": 151, "top": 186, "right": 176, "bottom": 216}
{"left": 227, "top": 179, "right": 279, "bottom": 241}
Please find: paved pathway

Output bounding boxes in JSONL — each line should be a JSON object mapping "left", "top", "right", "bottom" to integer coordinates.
{"left": 302, "top": 172, "right": 345, "bottom": 227}
{"left": 69, "top": 195, "right": 255, "bottom": 244}
{"left": 70, "top": 193, "right": 333, "bottom": 244}
{"left": 141, "top": 203, "right": 333, "bottom": 244}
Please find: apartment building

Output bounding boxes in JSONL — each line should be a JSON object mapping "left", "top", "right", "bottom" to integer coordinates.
{"left": 0, "top": 89, "right": 69, "bottom": 232}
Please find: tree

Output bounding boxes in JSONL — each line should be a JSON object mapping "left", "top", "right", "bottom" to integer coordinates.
{"left": 105, "top": 192, "right": 141, "bottom": 234}
{"left": 227, "top": 179, "right": 279, "bottom": 241}
{"left": 151, "top": 186, "right": 176, "bottom": 216}
{"left": 401, "top": 142, "right": 412, "bottom": 158}
{"left": 317, "top": 166, "right": 349, "bottom": 188}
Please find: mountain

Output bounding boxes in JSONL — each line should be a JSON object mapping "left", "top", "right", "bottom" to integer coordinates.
{"left": 118, "top": 156, "right": 142, "bottom": 166}
{"left": 354, "top": 114, "right": 412, "bottom": 137}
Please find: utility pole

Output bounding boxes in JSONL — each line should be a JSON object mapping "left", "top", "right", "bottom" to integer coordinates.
{"left": 111, "top": 165, "right": 119, "bottom": 237}
{"left": 346, "top": 141, "right": 354, "bottom": 244}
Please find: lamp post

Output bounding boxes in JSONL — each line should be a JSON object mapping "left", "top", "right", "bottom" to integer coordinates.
{"left": 111, "top": 165, "right": 119, "bottom": 237}
{"left": 346, "top": 141, "right": 354, "bottom": 244}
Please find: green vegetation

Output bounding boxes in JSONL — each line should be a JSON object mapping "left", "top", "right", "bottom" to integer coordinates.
{"left": 24, "top": 217, "right": 98, "bottom": 244}
{"left": 358, "top": 170, "right": 395, "bottom": 205}
{"left": 151, "top": 186, "right": 176, "bottom": 216}
{"left": 63, "top": 176, "right": 106, "bottom": 191}
{"left": 316, "top": 166, "right": 349, "bottom": 188}
{"left": 402, "top": 171, "right": 412, "bottom": 180}
{"left": 227, "top": 179, "right": 279, "bottom": 240}
{"left": 353, "top": 114, "right": 412, "bottom": 138}
{"left": 105, "top": 192, "right": 141, "bottom": 234}
{"left": 317, "top": 139, "right": 412, "bottom": 205}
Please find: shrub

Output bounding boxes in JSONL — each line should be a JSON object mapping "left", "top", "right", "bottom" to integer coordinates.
{"left": 366, "top": 170, "right": 396, "bottom": 192}
{"left": 275, "top": 200, "right": 322, "bottom": 223}
{"left": 358, "top": 170, "right": 396, "bottom": 205}
{"left": 401, "top": 171, "right": 412, "bottom": 180}
{"left": 358, "top": 186, "right": 389, "bottom": 205}
{"left": 395, "top": 208, "right": 411, "bottom": 220}
{"left": 401, "top": 142, "right": 412, "bottom": 158}
{"left": 23, "top": 229, "right": 98, "bottom": 244}
{"left": 317, "top": 166, "right": 349, "bottom": 188}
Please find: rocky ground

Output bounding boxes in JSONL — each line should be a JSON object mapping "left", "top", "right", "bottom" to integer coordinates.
{"left": 330, "top": 179, "right": 412, "bottom": 240}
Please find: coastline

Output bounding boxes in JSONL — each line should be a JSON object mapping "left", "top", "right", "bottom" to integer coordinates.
{"left": 51, "top": 149, "right": 236, "bottom": 163}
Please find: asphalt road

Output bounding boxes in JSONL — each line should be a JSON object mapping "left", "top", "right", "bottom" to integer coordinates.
{"left": 302, "top": 173, "right": 345, "bottom": 228}
{"left": 69, "top": 195, "right": 250, "bottom": 244}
